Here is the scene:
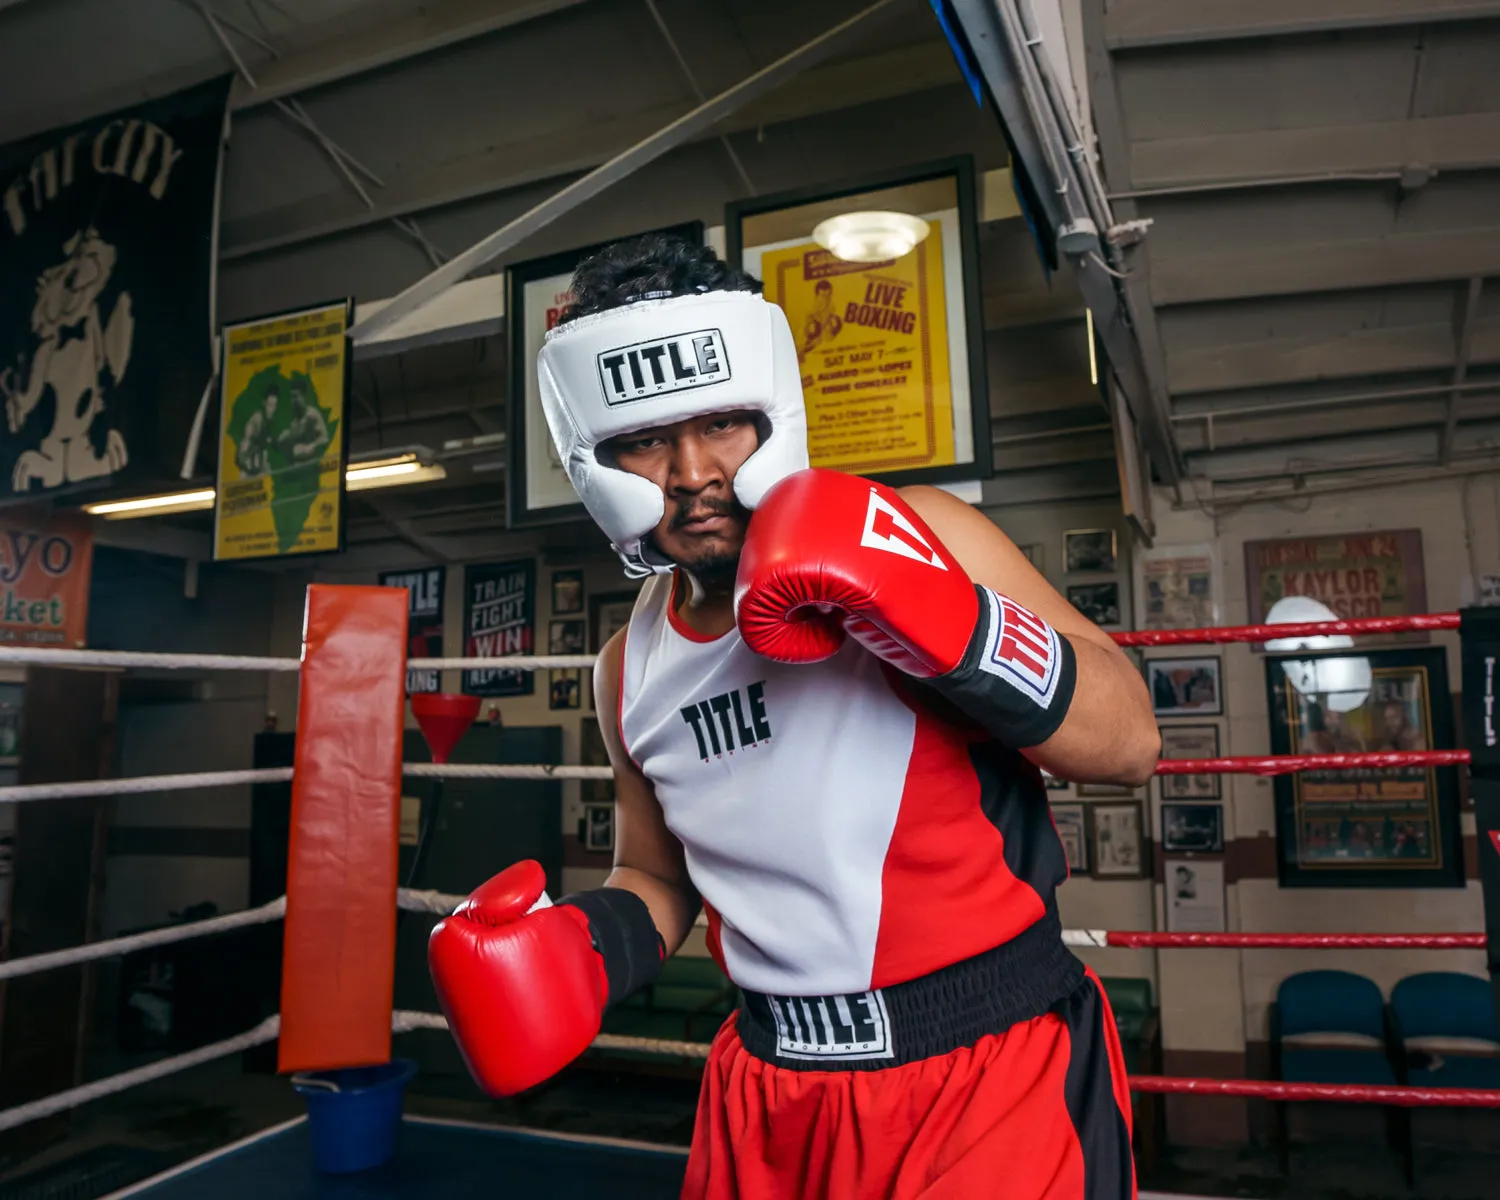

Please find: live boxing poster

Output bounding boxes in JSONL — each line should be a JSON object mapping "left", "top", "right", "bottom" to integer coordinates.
{"left": 1265, "top": 647, "right": 1463, "bottom": 888}
{"left": 1243, "top": 530, "right": 1428, "bottom": 649}
{"left": 0, "top": 77, "right": 230, "bottom": 503}
{"left": 729, "top": 159, "right": 991, "bottom": 487}
{"left": 462, "top": 560, "right": 535, "bottom": 697}
{"left": 380, "top": 567, "right": 445, "bottom": 694}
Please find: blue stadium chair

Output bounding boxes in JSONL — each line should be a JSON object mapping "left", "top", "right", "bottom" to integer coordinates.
{"left": 1270, "top": 970, "right": 1406, "bottom": 1180}
{"left": 1391, "top": 972, "right": 1500, "bottom": 1091}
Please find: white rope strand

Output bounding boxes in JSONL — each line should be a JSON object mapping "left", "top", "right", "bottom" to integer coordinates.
{"left": 1062, "top": 929, "right": 1110, "bottom": 948}
{"left": 0, "top": 647, "right": 301, "bottom": 671}
{"left": 408, "top": 655, "right": 596, "bottom": 671}
{"left": 0, "top": 768, "right": 293, "bottom": 804}
{"left": 390, "top": 1011, "right": 712, "bottom": 1060}
{"left": 0, "top": 898, "right": 288, "bottom": 982}
{"left": 404, "top": 764, "right": 612, "bottom": 781}
{"left": 0, "top": 1016, "right": 281, "bottom": 1133}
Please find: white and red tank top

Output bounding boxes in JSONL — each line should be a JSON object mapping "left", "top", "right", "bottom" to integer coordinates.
{"left": 618, "top": 572, "right": 1068, "bottom": 998}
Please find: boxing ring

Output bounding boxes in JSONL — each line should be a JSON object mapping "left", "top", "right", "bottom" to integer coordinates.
{"left": 0, "top": 596, "right": 1498, "bottom": 1198}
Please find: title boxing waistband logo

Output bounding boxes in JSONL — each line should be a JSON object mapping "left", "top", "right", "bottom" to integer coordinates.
{"left": 597, "top": 328, "right": 731, "bottom": 405}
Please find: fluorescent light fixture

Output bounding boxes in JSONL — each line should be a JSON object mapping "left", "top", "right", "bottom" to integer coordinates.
{"left": 84, "top": 489, "right": 217, "bottom": 518}
{"left": 1087, "top": 309, "right": 1098, "bottom": 386}
{"left": 84, "top": 453, "right": 447, "bottom": 519}
{"left": 811, "top": 211, "right": 930, "bottom": 263}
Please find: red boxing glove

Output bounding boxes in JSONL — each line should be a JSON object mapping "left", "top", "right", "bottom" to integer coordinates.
{"left": 429, "top": 862, "right": 665, "bottom": 1097}
{"left": 735, "top": 468, "right": 1077, "bottom": 748}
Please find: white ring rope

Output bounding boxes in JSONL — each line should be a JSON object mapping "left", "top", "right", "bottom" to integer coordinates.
{"left": 0, "top": 1016, "right": 282, "bottom": 1133}
{"left": 391, "top": 1010, "right": 711, "bottom": 1059}
{"left": 0, "top": 763, "right": 614, "bottom": 804}
{"left": 0, "top": 647, "right": 596, "bottom": 672}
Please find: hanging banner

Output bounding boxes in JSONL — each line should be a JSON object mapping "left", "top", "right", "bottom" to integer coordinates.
{"left": 462, "top": 560, "right": 535, "bottom": 698}
{"left": 0, "top": 510, "right": 93, "bottom": 648}
{"left": 758, "top": 234, "right": 954, "bottom": 475}
{"left": 0, "top": 77, "right": 230, "bottom": 502}
{"left": 213, "top": 300, "right": 349, "bottom": 562}
{"left": 381, "top": 567, "right": 446, "bottom": 694}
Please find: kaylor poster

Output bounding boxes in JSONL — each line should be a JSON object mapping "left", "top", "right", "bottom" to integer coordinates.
{"left": 214, "top": 301, "right": 349, "bottom": 562}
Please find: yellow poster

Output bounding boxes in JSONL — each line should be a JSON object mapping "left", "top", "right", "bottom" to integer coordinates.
{"left": 760, "top": 229, "right": 954, "bottom": 474}
{"left": 214, "top": 301, "right": 349, "bottom": 562}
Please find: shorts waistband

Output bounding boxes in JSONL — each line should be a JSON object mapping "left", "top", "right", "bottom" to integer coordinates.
{"left": 735, "top": 909, "right": 1084, "bottom": 1071}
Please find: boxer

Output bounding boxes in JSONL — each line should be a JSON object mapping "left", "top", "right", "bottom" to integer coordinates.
{"left": 429, "top": 235, "right": 1160, "bottom": 1198}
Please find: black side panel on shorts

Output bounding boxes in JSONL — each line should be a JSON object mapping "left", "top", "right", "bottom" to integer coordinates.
{"left": 1057, "top": 976, "right": 1136, "bottom": 1200}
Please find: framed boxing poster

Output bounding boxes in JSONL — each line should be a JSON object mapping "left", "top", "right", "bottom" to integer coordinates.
{"left": 504, "top": 221, "right": 704, "bottom": 530}
{"left": 1266, "top": 647, "right": 1464, "bottom": 888}
{"left": 726, "top": 156, "right": 992, "bottom": 489}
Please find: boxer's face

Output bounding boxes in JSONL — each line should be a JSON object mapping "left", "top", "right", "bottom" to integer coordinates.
{"left": 607, "top": 410, "right": 758, "bottom": 582}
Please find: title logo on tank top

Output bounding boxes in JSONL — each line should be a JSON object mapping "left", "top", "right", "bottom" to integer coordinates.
{"left": 679, "top": 680, "right": 772, "bottom": 761}
{"left": 597, "top": 328, "right": 730, "bottom": 405}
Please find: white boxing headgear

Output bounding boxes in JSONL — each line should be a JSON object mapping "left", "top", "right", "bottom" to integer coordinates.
{"left": 537, "top": 290, "right": 809, "bottom": 577}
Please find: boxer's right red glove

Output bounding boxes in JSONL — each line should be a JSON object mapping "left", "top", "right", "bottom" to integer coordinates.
{"left": 428, "top": 861, "right": 662, "bottom": 1097}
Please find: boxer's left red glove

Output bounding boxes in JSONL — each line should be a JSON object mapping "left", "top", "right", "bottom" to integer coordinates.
{"left": 734, "top": 468, "right": 1076, "bottom": 748}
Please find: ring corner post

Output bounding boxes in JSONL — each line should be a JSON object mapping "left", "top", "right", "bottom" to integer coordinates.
{"left": 279, "top": 584, "right": 409, "bottom": 1073}
{"left": 1459, "top": 607, "right": 1500, "bottom": 1030}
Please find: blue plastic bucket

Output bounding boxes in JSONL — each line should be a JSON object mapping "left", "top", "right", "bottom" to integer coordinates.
{"left": 291, "top": 1058, "right": 417, "bottom": 1174}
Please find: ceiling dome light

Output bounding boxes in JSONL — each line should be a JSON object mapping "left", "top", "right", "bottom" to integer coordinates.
{"left": 1265, "top": 595, "right": 1371, "bottom": 714}
{"left": 812, "top": 211, "right": 931, "bottom": 263}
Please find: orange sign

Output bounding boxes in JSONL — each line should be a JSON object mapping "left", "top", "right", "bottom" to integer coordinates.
{"left": 0, "top": 513, "right": 93, "bottom": 648}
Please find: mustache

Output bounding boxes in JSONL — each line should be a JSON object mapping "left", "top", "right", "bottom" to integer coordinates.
{"left": 670, "top": 497, "right": 741, "bottom": 530}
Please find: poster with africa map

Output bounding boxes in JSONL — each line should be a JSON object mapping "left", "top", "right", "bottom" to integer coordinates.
{"left": 214, "top": 301, "right": 349, "bottom": 562}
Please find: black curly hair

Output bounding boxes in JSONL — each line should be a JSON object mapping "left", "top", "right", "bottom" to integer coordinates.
{"left": 556, "top": 234, "right": 761, "bottom": 324}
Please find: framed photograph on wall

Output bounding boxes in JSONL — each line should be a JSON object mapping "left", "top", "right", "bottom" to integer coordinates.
{"left": 588, "top": 589, "right": 640, "bottom": 654}
{"left": 505, "top": 222, "right": 705, "bottom": 530}
{"left": 1067, "top": 581, "right": 1121, "bottom": 627}
{"left": 1147, "top": 656, "right": 1223, "bottom": 717}
{"left": 579, "top": 716, "right": 614, "bottom": 807}
{"left": 1166, "top": 858, "right": 1227, "bottom": 932}
{"left": 1065, "top": 528, "right": 1117, "bottom": 573}
{"left": 1159, "top": 724, "right": 1222, "bottom": 799}
{"left": 1161, "top": 803, "right": 1225, "bottom": 854}
{"left": 549, "top": 668, "right": 582, "bottom": 710}
{"left": 726, "top": 156, "right": 991, "bottom": 490}
{"left": 1089, "top": 800, "right": 1147, "bottom": 879}
{"left": 551, "top": 569, "right": 584, "bottom": 615}
{"left": 1051, "top": 802, "right": 1088, "bottom": 873}
{"left": 549, "top": 619, "right": 586, "bottom": 656}
{"left": 1266, "top": 647, "right": 1464, "bottom": 887}
{"left": 1137, "top": 542, "right": 1219, "bottom": 632}
{"left": 582, "top": 802, "right": 615, "bottom": 853}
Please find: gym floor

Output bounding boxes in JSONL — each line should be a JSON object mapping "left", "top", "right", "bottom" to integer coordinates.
{"left": 0, "top": 1058, "right": 1497, "bottom": 1200}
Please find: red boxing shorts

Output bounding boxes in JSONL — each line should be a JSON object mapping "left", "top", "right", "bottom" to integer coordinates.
{"left": 682, "top": 963, "right": 1134, "bottom": 1200}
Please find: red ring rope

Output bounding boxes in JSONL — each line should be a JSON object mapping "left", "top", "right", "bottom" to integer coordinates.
{"left": 1155, "top": 749, "right": 1470, "bottom": 776}
{"left": 1112, "top": 612, "right": 1460, "bottom": 647}
{"left": 1103, "top": 931, "right": 1484, "bottom": 950}
{"left": 1129, "top": 1075, "right": 1500, "bottom": 1108}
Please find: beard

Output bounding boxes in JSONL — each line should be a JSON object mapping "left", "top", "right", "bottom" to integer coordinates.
{"left": 656, "top": 494, "right": 748, "bottom": 585}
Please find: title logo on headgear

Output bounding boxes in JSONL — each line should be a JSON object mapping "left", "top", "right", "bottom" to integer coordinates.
{"left": 596, "top": 328, "right": 731, "bottom": 406}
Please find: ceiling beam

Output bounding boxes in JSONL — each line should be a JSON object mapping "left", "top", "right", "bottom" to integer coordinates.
{"left": 0, "top": 0, "right": 586, "bottom": 148}
{"left": 1441, "top": 277, "right": 1485, "bottom": 464}
{"left": 349, "top": 0, "right": 903, "bottom": 345}
{"left": 1079, "top": 0, "right": 1184, "bottom": 486}
{"left": 1131, "top": 113, "right": 1500, "bottom": 191}
{"left": 1177, "top": 391, "right": 1500, "bottom": 454}
{"left": 1151, "top": 227, "right": 1500, "bottom": 306}
{"left": 231, "top": 0, "right": 588, "bottom": 110}
{"left": 221, "top": 38, "right": 958, "bottom": 260}
{"left": 1104, "top": 0, "right": 1500, "bottom": 50}
{"left": 1168, "top": 317, "right": 1500, "bottom": 395}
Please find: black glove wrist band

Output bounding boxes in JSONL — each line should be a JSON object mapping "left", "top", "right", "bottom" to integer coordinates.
{"left": 558, "top": 887, "right": 666, "bottom": 1007}
{"left": 928, "top": 585, "right": 1078, "bottom": 749}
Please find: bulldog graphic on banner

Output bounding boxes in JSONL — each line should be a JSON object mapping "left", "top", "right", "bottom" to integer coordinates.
{"left": 0, "top": 77, "right": 229, "bottom": 502}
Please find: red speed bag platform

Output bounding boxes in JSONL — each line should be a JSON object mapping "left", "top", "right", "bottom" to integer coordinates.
{"left": 411, "top": 692, "right": 480, "bottom": 764}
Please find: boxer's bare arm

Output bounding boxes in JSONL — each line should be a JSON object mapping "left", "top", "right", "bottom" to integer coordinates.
{"left": 899, "top": 485, "right": 1161, "bottom": 786}
{"left": 593, "top": 631, "right": 701, "bottom": 954}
